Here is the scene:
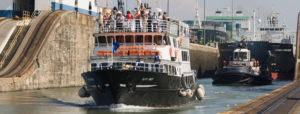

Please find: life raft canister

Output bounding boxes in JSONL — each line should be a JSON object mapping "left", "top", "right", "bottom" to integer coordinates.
{"left": 180, "top": 38, "right": 183, "bottom": 46}
{"left": 169, "top": 47, "right": 172, "bottom": 57}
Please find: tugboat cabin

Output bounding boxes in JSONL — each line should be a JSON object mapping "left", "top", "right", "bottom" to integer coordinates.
{"left": 233, "top": 49, "right": 250, "bottom": 62}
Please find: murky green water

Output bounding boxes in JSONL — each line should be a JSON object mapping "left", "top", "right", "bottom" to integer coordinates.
{"left": 0, "top": 78, "right": 291, "bottom": 114}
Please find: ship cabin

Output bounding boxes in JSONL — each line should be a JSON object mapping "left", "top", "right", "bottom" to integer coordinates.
{"left": 91, "top": 18, "right": 193, "bottom": 76}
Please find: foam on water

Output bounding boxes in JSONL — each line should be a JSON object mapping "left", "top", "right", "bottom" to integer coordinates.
{"left": 109, "top": 104, "right": 156, "bottom": 112}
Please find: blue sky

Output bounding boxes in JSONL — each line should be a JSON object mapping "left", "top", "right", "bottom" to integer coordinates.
{"left": 106, "top": 0, "right": 300, "bottom": 31}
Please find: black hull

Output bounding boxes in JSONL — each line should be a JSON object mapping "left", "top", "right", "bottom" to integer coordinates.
{"left": 212, "top": 67, "right": 272, "bottom": 85}
{"left": 218, "top": 41, "right": 295, "bottom": 80}
{"left": 81, "top": 70, "right": 198, "bottom": 107}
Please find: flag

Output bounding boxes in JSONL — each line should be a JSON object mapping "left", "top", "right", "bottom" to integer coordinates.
{"left": 112, "top": 41, "right": 120, "bottom": 53}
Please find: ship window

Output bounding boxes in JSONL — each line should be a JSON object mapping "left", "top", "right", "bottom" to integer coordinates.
{"left": 172, "top": 66, "right": 176, "bottom": 75}
{"left": 164, "top": 65, "right": 168, "bottom": 73}
{"left": 169, "top": 65, "right": 172, "bottom": 75}
{"left": 116, "top": 35, "right": 125, "bottom": 43}
{"left": 154, "top": 35, "right": 162, "bottom": 45}
{"left": 144, "top": 35, "right": 153, "bottom": 45}
{"left": 97, "top": 36, "right": 106, "bottom": 43}
{"left": 182, "top": 51, "right": 189, "bottom": 61}
{"left": 125, "top": 35, "right": 134, "bottom": 43}
{"left": 101, "top": 63, "right": 109, "bottom": 70}
{"left": 107, "top": 36, "right": 114, "bottom": 43}
{"left": 164, "top": 36, "right": 170, "bottom": 45}
{"left": 91, "top": 63, "right": 97, "bottom": 71}
{"left": 136, "top": 35, "right": 143, "bottom": 44}
{"left": 173, "top": 39, "right": 178, "bottom": 48}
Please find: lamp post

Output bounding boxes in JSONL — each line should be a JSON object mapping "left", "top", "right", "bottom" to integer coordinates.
{"left": 231, "top": 0, "right": 234, "bottom": 41}
{"left": 203, "top": 0, "right": 206, "bottom": 45}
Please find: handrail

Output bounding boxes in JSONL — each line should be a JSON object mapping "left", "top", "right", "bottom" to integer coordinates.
{"left": 92, "top": 61, "right": 165, "bottom": 73}
{"left": 99, "top": 19, "right": 169, "bottom": 33}
{"left": 0, "top": 10, "right": 37, "bottom": 68}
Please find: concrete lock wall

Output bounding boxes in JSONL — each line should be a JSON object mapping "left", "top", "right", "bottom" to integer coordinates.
{"left": 190, "top": 44, "right": 219, "bottom": 78}
{"left": 0, "top": 11, "right": 95, "bottom": 92}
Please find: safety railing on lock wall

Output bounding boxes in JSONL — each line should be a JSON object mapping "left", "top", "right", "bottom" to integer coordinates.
{"left": 0, "top": 10, "right": 38, "bottom": 68}
{"left": 98, "top": 19, "right": 169, "bottom": 33}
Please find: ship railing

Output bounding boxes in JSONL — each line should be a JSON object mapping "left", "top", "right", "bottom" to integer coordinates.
{"left": 98, "top": 19, "right": 169, "bottom": 33}
{"left": 92, "top": 61, "right": 165, "bottom": 73}
{"left": 95, "top": 43, "right": 154, "bottom": 47}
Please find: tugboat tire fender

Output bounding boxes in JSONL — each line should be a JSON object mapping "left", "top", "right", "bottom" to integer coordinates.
{"left": 78, "top": 86, "right": 91, "bottom": 98}
{"left": 195, "top": 84, "right": 205, "bottom": 100}
{"left": 186, "top": 89, "right": 194, "bottom": 98}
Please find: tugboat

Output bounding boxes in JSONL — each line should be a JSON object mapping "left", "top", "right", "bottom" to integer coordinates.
{"left": 78, "top": 2, "right": 204, "bottom": 107}
{"left": 213, "top": 41, "right": 273, "bottom": 85}
{"left": 218, "top": 11, "right": 295, "bottom": 80}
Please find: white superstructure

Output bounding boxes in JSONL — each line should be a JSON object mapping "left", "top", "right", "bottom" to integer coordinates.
{"left": 91, "top": 17, "right": 193, "bottom": 77}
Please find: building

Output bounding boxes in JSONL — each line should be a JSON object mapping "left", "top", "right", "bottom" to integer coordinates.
{"left": 205, "top": 9, "right": 251, "bottom": 41}
{"left": 0, "top": 0, "right": 99, "bottom": 18}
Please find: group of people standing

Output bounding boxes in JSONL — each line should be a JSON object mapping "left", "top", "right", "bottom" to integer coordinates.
{"left": 98, "top": 5, "right": 169, "bottom": 33}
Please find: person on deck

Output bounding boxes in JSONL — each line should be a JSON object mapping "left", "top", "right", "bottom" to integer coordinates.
{"left": 152, "top": 12, "right": 158, "bottom": 32}
{"left": 154, "top": 52, "right": 161, "bottom": 72}
{"left": 134, "top": 10, "right": 141, "bottom": 32}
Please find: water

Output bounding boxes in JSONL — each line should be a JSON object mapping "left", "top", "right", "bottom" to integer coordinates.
{"left": 0, "top": 78, "right": 291, "bottom": 114}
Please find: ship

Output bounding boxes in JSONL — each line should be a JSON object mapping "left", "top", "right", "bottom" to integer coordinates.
{"left": 78, "top": 1, "right": 205, "bottom": 107}
{"left": 213, "top": 41, "right": 272, "bottom": 85}
{"left": 255, "top": 11, "right": 295, "bottom": 80}
{"left": 218, "top": 11, "right": 295, "bottom": 80}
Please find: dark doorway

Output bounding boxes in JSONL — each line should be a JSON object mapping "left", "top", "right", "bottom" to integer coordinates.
{"left": 13, "top": 0, "right": 35, "bottom": 18}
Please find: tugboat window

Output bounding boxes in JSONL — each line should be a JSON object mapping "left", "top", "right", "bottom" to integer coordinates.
{"left": 234, "top": 52, "right": 248, "bottom": 61}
